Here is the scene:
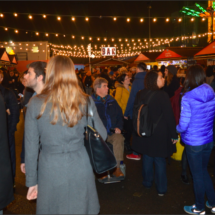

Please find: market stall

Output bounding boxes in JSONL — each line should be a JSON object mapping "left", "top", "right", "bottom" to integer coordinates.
{"left": 156, "top": 47, "right": 203, "bottom": 68}
{"left": 134, "top": 52, "right": 162, "bottom": 69}
{"left": 0, "top": 48, "right": 11, "bottom": 65}
{"left": 194, "top": 41, "right": 215, "bottom": 66}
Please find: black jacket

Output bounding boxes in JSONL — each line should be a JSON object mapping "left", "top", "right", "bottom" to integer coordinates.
{"left": 0, "top": 84, "right": 20, "bottom": 133}
{"left": 132, "top": 89, "right": 177, "bottom": 158}
{"left": 0, "top": 94, "right": 14, "bottom": 210}
{"left": 163, "top": 75, "right": 180, "bottom": 98}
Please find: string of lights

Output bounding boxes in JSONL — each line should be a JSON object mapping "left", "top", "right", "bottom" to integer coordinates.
{"left": 0, "top": 11, "right": 209, "bottom": 22}
{"left": 0, "top": 25, "right": 210, "bottom": 43}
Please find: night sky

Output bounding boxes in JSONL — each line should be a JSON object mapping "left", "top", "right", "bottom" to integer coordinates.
{"left": 0, "top": 1, "right": 208, "bottom": 47}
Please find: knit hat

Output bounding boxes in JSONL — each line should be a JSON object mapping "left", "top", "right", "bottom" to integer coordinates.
{"left": 167, "top": 65, "right": 177, "bottom": 76}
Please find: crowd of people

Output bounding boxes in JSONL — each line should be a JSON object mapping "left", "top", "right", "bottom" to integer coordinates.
{"left": 1, "top": 57, "right": 215, "bottom": 215}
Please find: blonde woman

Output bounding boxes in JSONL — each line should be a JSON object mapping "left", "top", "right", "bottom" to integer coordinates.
{"left": 25, "top": 56, "right": 107, "bottom": 214}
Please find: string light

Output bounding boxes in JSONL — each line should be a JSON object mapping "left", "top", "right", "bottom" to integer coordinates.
{"left": 28, "top": 15, "right": 33, "bottom": 19}
{"left": 191, "top": 18, "right": 194, "bottom": 22}
{"left": 140, "top": 18, "right": 144, "bottom": 22}
{"left": 112, "top": 38, "right": 114, "bottom": 42}
{"left": 71, "top": 17, "right": 75, "bottom": 21}
{"left": 202, "top": 17, "right": 206, "bottom": 21}
{"left": 85, "top": 17, "right": 89, "bottom": 21}
{"left": 97, "top": 37, "right": 100, "bottom": 41}
{"left": 113, "top": 17, "right": 117, "bottom": 21}
{"left": 57, "top": 16, "right": 61, "bottom": 21}
{"left": 0, "top": 14, "right": 4, "bottom": 18}
{"left": 14, "top": 13, "right": 18, "bottom": 17}
{"left": 104, "top": 38, "right": 107, "bottom": 41}
{"left": 55, "top": 34, "right": 58, "bottom": 37}
{"left": 43, "top": 15, "right": 46, "bottom": 18}
{"left": 4, "top": 28, "right": 8, "bottom": 31}
{"left": 45, "top": 33, "right": 49, "bottom": 37}
{"left": 127, "top": 18, "right": 130, "bottom": 22}
{"left": 72, "top": 35, "right": 75, "bottom": 39}
{"left": 81, "top": 36, "right": 84, "bottom": 39}
{"left": 36, "top": 32, "right": 39, "bottom": 36}
{"left": 153, "top": 18, "right": 157, "bottom": 22}
{"left": 178, "top": 18, "right": 182, "bottom": 22}
{"left": 15, "top": 30, "right": 18, "bottom": 33}
{"left": 166, "top": 18, "right": 169, "bottom": 22}
{"left": 89, "top": 37, "right": 92, "bottom": 40}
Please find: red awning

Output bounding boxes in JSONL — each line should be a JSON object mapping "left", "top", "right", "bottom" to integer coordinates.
{"left": 134, "top": 54, "right": 150, "bottom": 62}
{"left": 194, "top": 41, "right": 215, "bottom": 56}
{"left": 156, "top": 49, "right": 182, "bottom": 60}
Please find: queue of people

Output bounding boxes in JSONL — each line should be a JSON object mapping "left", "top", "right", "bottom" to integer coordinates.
{"left": 1, "top": 58, "right": 215, "bottom": 215}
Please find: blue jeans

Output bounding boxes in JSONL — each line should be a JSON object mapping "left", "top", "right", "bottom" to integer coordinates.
{"left": 186, "top": 142, "right": 215, "bottom": 210}
{"left": 142, "top": 154, "right": 167, "bottom": 194}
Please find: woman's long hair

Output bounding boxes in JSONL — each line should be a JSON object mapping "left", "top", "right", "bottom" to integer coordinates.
{"left": 37, "top": 56, "right": 88, "bottom": 127}
{"left": 183, "top": 65, "right": 206, "bottom": 95}
{"left": 166, "top": 72, "right": 173, "bottom": 86}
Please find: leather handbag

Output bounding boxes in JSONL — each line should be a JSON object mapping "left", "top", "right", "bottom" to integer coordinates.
{"left": 84, "top": 97, "right": 117, "bottom": 174}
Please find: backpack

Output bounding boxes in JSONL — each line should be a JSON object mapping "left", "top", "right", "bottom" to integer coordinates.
{"left": 84, "top": 75, "right": 93, "bottom": 87}
{"left": 133, "top": 90, "right": 162, "bottom": 137}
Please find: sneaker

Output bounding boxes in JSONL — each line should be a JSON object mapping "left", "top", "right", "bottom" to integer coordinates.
{"left": 184, "top": 205, "right": 205, "bottom": 215}
{"left": 158, "top": 194, "right": 164, "bottom": 196}
{"left": 126, "top": 154, "right": 141, "bottom": 160}
{"left": 206, "top": 201, "right": 215, "bottom": 213}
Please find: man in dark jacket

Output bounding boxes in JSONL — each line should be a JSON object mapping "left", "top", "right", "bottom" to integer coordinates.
{"left": 0, "top": 71, "right": 20, "bottom": 184}
{"left": 92, "top": 77, "right": 125, "bottom": 180}
{"left": 0, "top": 94, "right": 14, "bottom": 213}
{"left": 124, "top": 62, "right": 147, "bottom": 160}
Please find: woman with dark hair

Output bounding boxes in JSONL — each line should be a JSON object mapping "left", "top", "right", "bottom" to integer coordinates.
{"left": 177, "top": 65, "right": 215, "bottom": 214}
{"left": 115, "top": 74, "right": 132, "bottom": 151}
{"left": 132, "top": 71, "right": 178, "bottom": 196}
{"left": 163, "top": 65, "right": 180, "bottom": 98}
{"left": 206, "top": 65, "right": 214, "bottom": 85}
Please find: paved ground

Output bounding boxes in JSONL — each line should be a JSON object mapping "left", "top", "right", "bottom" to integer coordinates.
{"left": 3, "top": 113, "right": 215, "bottom": 214}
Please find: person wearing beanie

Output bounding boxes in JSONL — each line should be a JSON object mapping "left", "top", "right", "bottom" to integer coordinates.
{"left": 163, "top": 65, "right": 180, "bottom": 98}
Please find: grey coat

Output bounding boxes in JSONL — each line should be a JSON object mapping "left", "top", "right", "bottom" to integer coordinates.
{"left": 25, "top": 96, "right": 107, "bottom": 214}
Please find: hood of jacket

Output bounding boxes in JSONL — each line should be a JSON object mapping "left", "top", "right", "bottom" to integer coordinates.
{"left": 186, "top": 83, "right": 215, "bottom": 103}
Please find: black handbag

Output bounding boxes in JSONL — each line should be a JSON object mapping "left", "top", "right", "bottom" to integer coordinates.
{"left": 84, "top": 97, "right": 117, "bottom": 174}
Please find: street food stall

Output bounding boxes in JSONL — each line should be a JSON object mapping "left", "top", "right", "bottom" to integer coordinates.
{"left": 156, "top": 47, "right": 203, "bottom": 68}
{"left": 194, "top": 41, "right": 215, "bottom": 66}
{"left": 134, "top": 52, "right": 162, "bottom": 69}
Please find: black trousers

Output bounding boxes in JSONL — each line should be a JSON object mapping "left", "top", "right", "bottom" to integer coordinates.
{"left": 123, "top": 117, "right": 133, "bottom": 145}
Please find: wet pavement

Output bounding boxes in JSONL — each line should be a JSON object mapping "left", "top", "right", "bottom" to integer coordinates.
{"left": 3, "top": 112, "right": 215, "bottom": 214}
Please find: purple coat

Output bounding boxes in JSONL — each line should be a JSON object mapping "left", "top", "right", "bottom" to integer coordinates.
{"left": 176, "top": 83, "right": 215, "bottom": 146}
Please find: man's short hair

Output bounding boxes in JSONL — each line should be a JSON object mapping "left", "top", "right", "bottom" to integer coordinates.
{"left": 29, "top": 61, "right": 47, "bottom": 83}
{"left": 93, "top": 77, "right": 108, "bottom": 92}
{"left": 137, "top": 62, "right": 146, "bottom": 71}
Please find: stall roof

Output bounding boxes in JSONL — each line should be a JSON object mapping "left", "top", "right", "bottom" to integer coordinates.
{"left": 89, "top": 58, "right": 129, "bottom": 66}
{"left": 8, "top": 54, "right": 18, "bottom": 65}
{"left": 156, "top": 47, "right": 202, "bottom": 61}
{"left": 135, "top": 52, "right": 162, "bottom": 63}
{"left": 194, "top": 41, "right": 215, "bottom": 59}
{"left": 0, "top": 48, "right": 10, "bottom": 63}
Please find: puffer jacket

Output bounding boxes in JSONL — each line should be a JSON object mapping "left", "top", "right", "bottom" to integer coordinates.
{"left": 176, "top": 83, "right": 215, "bottom": 146}
{"left": 115, "top": 83, "right": 131, "bottom": 114}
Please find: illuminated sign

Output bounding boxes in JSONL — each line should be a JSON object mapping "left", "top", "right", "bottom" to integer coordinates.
{"left": 101, "top": 47, "right": 116, "bottom": 56}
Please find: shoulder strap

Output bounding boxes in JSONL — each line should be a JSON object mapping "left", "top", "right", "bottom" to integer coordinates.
{"left": 86, "top": 96, "right": 95, "bottom": 128}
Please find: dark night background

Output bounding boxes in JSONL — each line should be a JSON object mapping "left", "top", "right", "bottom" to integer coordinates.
{"left": 0, "top": 1, "right": 209, "bottom": 47}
